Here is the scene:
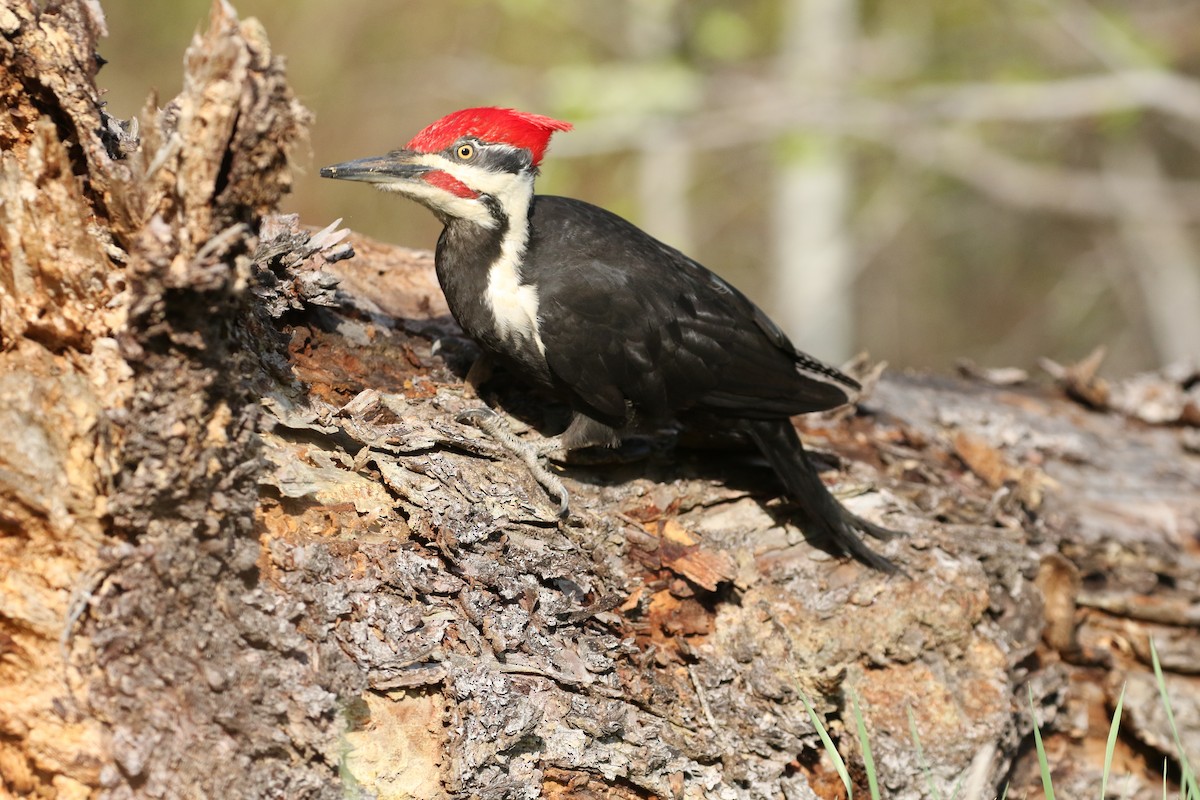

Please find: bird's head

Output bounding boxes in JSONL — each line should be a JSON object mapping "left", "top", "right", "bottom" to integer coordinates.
{"left": 320, "top": 107, "right": 572, "bottom": 228}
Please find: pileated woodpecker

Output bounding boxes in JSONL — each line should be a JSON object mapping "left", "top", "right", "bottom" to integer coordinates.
{"left": 321, "top": 107, "right": 899, "bottom": 572}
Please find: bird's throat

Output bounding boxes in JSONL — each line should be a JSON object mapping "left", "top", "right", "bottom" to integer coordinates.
{"left": 436, "top": 206, "right": 547, "bottom": 367}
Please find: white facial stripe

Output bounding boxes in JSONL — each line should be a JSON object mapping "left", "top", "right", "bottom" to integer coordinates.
{"left": 440, "top": 163, "right": 526, "bottom": 200}
{"left": 375, "top": 170, "right": 496, "bottom": 228}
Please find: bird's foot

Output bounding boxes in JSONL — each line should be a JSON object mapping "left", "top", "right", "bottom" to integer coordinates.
{"left": 835, "top": 507, "right": 906, "bottom": 575}
{"left": 846, "top": 510, "right": 900, "bottom": 542}
{"left": 456, "top": 407, "right": 570, "bottom": 518}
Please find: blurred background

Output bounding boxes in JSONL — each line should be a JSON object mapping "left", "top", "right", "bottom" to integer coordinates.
{"left": 97, "top": 0, "right": 1200, "bottom": 374}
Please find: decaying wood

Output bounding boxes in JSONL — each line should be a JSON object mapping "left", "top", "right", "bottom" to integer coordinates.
{"left": 2, "top": 1, "right": 1198, "bottom": 798}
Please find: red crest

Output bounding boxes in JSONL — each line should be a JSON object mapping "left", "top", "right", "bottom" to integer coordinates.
{"left": 406, "top": 107, "right": 573, "bottom": 166}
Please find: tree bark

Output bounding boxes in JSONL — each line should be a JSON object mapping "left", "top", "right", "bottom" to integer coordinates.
{"left": 2, "top": 2, "right": 1198, "bottom": 799}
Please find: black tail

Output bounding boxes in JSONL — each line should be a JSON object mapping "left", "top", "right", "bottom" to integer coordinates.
{"left": 742, "top": 418, "right": 901, "bottom": 574}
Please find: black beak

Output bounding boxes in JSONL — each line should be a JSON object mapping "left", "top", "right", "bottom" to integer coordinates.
{"left": 320, "top": 150, "right": 431, "bottom": 184}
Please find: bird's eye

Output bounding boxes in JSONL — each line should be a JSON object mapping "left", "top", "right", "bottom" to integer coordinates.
{"left": 456, "top": 143, "right": 476, "bottom": 161}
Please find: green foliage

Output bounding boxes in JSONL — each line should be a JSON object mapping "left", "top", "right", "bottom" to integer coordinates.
{"left": 802, "top": 693, "right": 856, "bottom": 799}
{"left": 908, "top": 706, "right": 956, "bottom": 800}
{"left": 693, "top": 8, "right": 754, "bottom": 62}
{"left": 1029, "top": 686, "right": 1058, "bottom": 800}
{"left": 546, "top": 61, "right": 702, "bottom": 120}
{"left": 810, "top": 655, "right": 1194, "bottom": 799}
{"left": 488, "top": 0, "right": 556, "bottom": 16}
{"left": 1101, "top": 683, "right": 1126, "bottom": 800}
{"left": 914, "top": 713, "right": 969, "bottom": 798}
{"left": 336, "top": 699, "right": 370, "bottom": 800}
{"left": 1149, "top": 640, "right": 1199, "bottom": 800}
{"left": 1079, "top": 4, "right": 1169, "bottom": 68}
{"left": 850, "top": 690, "right": 881, "bottom": 800}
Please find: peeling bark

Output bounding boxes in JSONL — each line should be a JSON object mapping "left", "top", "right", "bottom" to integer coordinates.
{"left": 2, "top": 2, "right": 1198, "bottom": 799}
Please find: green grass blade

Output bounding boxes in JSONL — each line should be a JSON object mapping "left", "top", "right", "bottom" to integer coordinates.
{"left": 1101, "top": 682, "right": 1127, "bottom": 800}
{"left": 949, "top": 772, "right": 966, "bottom": 800}
{"left": 1029, "top": 685, "right": 1057, "bottom": 800}
{"left": 850, "top": 690, "right": 880, "bottom": 800}
{"left": 802, "top": 693, "right": 853, "bottom": 799}
{"left": 1149, "top": 639, "right": 1199, "bottom": 799}
{"left": 907, "top": 706, "right": 944, "bottom": 800}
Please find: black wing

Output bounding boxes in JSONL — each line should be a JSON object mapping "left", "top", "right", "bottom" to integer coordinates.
{"left": 524, "top": 196, "right": 859, "bottom": 426}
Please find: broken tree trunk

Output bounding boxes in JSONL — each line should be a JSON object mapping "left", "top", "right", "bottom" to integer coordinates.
{"left": 1, "top": 1, "right": 1198, "bottom": 798}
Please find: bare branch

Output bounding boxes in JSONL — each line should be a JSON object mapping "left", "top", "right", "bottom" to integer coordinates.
{"left": 864, "top": 123, "right": 1200, "bottom": 222}
{"left": 1105, "top": 145, "right": 1200, "bottom": 362}
{"left": 906, "top": 70, "right": 1200, "bottom": 124}
{"left": 558, "top": 98, "right": 1200, "bottom": 221}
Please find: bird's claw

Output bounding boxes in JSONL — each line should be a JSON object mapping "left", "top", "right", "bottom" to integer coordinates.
{"left": 455, "top": 407, "right": 497, "bottom": 427}
{"left": 838, "top": 509, "right": 907, "bottom": 575}
{"left": 847, "top": 511, "right": 901, "bottom": 542}
{"left": 456, "top": 407, "right": 571, "bottom": 519}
